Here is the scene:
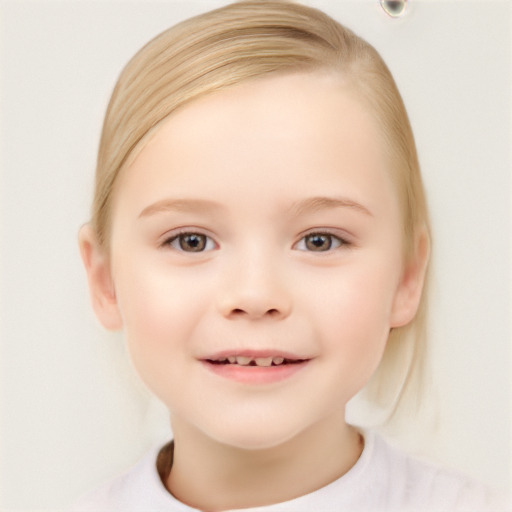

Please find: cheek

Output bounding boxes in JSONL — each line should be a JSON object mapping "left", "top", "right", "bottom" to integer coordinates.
{"left": 316, "top": 258, "right": 399, "bottom": 326}
{"left": 311, "top": 260, "right": 401, "bottom": 381}
{"left": 111, "top": 258, "right": 212, "bottom": 391}
{"left": 115, "top": 255, "right": 209, "bottom": 327}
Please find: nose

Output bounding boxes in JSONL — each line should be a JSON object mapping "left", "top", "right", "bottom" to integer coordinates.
{"left": 217, "top": 253, "right": 292, "bottom": 321}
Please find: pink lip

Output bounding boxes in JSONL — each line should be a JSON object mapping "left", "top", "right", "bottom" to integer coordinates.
{"left": 200, "top": 350, "right": 311, "bottom": 385}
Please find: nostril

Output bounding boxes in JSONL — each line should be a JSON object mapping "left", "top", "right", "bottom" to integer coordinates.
{"left": 228, "top": 307, "right": 281, "bottom": 318}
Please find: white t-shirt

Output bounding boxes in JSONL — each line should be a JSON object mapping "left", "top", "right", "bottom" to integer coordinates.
{"left": 69, "top": 431, "right": 508, "bottom": 512}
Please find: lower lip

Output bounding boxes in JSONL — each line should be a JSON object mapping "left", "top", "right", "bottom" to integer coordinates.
{"left": 201, "top": 360, "right": 309, "bottom": 384}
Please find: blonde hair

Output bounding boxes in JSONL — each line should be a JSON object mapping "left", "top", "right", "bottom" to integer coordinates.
{"left": 91, "top": 0, "right": 430, "bottom": 423}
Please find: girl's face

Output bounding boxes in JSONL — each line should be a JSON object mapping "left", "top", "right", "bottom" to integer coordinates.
{"left": 92, "top": 71, "right": 423, "bottom": 450}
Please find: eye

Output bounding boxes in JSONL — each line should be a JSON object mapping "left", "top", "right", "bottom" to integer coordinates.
{"left": 166, "top": 232, "right": 216, "bottom": 253}
{"left": 295, "top": 233, "right": 347, "bottom": 252}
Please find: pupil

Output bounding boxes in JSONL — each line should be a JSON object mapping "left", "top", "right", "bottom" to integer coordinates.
{"left": 306, "top": 234, "right": 331, "bottom": 251}
{"left": 181, "top": 234, "right": 206, "bottom": 252}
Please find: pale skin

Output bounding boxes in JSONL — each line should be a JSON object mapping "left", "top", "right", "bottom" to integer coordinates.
{"left": 80, "top": 71, "right": 428, "bottom": 511}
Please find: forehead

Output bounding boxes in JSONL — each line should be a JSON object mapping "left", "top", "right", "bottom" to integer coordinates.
{"left": 114, "top": 71, "right": 396, "bottom": 218}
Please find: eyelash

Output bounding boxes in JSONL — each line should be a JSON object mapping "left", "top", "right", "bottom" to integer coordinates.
{"left": 162, "top": 230, "right": 350, "bottom": 254}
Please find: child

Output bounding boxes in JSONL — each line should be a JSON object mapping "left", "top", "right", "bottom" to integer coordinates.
{"left": 74, "top": 1, "right": 507, "bottom": 510}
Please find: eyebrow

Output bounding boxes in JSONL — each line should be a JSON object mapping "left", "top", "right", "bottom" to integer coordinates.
{"left": 138, "top": 196, "right": 372, "bottom": 219}
{"left": 138, "top": 198, "right": 223, "bottom": 218}
{"left": 289, "top": 196, "right": 373, "bottom": 217}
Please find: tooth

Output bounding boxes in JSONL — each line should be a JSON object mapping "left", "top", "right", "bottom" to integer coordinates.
{"left": 235, "top": 356, "right": 252, "bottom": 366}
{"left": 227, "top": 356, "right": 236, "bottom": 364}
{"left": 218, "top": 358, "right": 227, "bottom": 363}
{"left": 255, "top": 357, "right": 273, "bottom": 367}
{"left": 272, "top": 357, "right": 284, "bottom": 365}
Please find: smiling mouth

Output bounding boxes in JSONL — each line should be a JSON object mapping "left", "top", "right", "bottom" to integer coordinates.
{"left": 205, "top": 356, "right": 307, "bottom": 367}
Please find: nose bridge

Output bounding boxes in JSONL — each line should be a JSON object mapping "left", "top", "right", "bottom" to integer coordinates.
{"left": 218, "top": 242, "right": 291, "bottom": 320}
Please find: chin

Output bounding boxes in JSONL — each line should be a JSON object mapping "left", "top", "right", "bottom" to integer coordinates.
{"left": 202, "top": 414, "right": 311, "bottom": 452}
{"left": 216, "top": 432, "right": 301, "bottom": 452}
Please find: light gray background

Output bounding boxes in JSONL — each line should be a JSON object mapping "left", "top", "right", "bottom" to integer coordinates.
{"left": 0, "top": 0, "right": 510, "bottom": 509}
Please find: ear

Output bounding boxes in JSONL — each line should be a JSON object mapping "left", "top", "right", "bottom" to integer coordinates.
{"left": 78, "top": 224, "right": 123, "bottom": 331}
{"left": 390, "top": 227, "right": 430, "bottom": 328}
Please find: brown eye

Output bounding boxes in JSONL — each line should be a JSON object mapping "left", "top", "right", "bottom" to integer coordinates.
{"left": 305, "top": 234, "right": 333, "bottom": 251}
{"left": 168, "top": 233, "right": 214, "bottom": 252}
{"left": 295, "top": 233, "right": 346, "bottom": 252}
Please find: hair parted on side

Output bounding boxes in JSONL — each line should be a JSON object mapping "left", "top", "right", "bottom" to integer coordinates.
{"left": 90, "top": 0, "right": 431, "bottom": 425}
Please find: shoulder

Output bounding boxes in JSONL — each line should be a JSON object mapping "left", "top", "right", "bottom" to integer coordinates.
{"left": 67, "top": 443, "right": 188, "bottom": 512}
{"left": 365, "top": 431, "right": 510, "bottom": 512}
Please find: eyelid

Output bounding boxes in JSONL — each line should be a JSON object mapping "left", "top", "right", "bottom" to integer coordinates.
{"left": 298, "top": 227, "right": 353, "bottom": 241}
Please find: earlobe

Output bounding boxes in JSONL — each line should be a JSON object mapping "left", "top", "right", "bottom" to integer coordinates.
{"left": 390, "top": 228, "right": 430, "bottom": 328}
{"left": 78, "top": 224, "right": 123, "bottom": 331}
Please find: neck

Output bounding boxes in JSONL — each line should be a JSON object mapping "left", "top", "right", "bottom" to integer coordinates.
{"left": 166, "top": 412, "right": 363, "bottom": 511}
